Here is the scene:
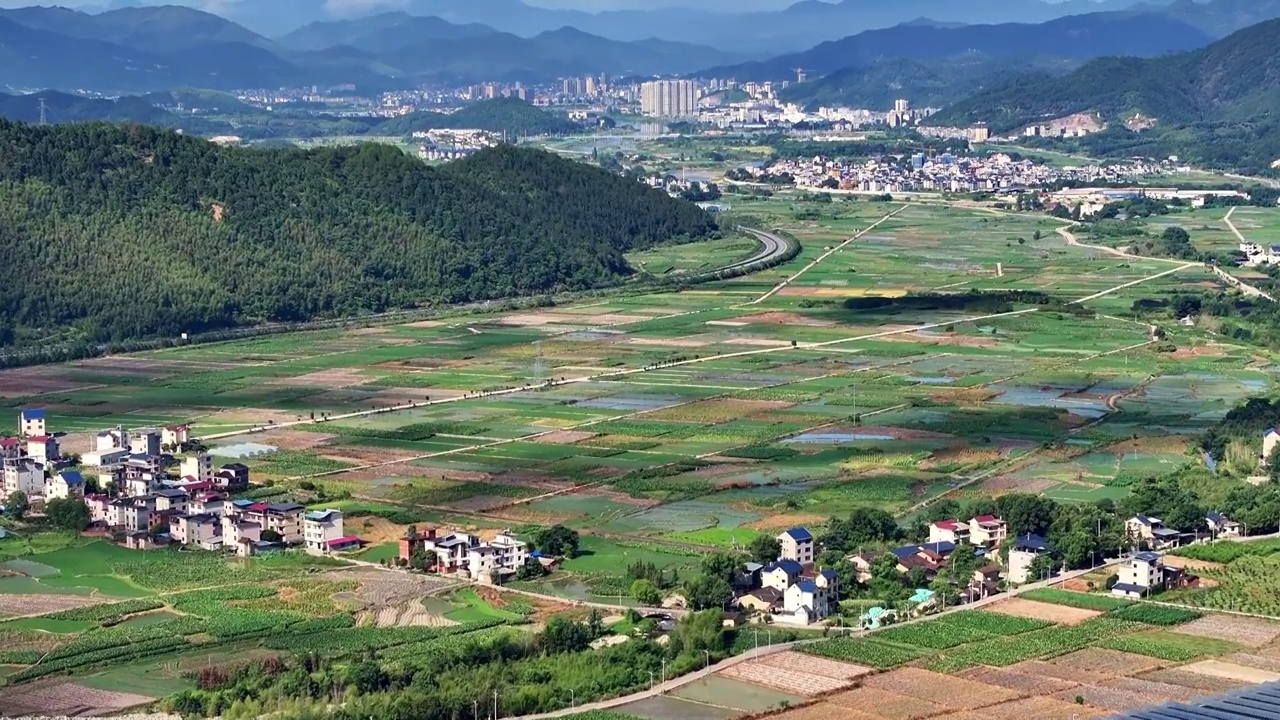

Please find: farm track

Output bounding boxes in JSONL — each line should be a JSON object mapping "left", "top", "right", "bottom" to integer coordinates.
{"left": 1219, "top": 207, "right": 1277, "bottom": 302}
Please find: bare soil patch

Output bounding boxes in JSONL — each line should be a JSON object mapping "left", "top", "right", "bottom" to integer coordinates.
{"left": 272, "top": 368, "right": 373, "bottom": 389}
{"left": 956, "top": 666, "right": 1078, "bottom": 695}
{"left": 0, "top": 367, "right": 97, "bottom": 397}
{"left": 1136, "top": 667, "right": 1250, "bottom": 693}
{"left": 329, "top": 569, "right": 458, "bottom": 610}
{"left": 739, "top": 311, "right": 836, "bottom": 327}
{"left": 724, "top": 337, "right": 796, "bottom": 347}
{"left": 1162, "top": 555, "right": 1224, "bottom": 571}
{"left": 720, "top": 659, "right": 853, "bottom": 696}
{"left": 248, "top": 428, "right": 336, "bottom": 451}
{"left": 0, "top": 681, "right": 156, "bottom": 716}
{"left": 974, "top": 697, "right": 1107, "bottom": 720}
{"left": 1174, "top": 615, "right": 1280, "bottom": 647}
{"left": 1179, "top": 659, "right": 1280, "bottom": 683}
{"left": 986, "top": 597, "right": 1101, "bottom": 626}
{"left": 1008, "top": 660, "right": 1114, "bottom": 685}
{"left": 767, "top": 702, "right": 880, "bottom": 720}
{"left": 865, "top": 668, "right": 1022, "bottom": 710}
{"left": 825, "top": 687, "right": 946, "bottom": 720}
{"left": 757, "top": 651, "right": 872, "bottom": 680}
{"left": 0, "top": 594, "right": 101, "bottom": 616}
{"left": 1051, "top": 648, "right": 1165, "bottom": 678}
{"left": 628, "top": 336, "right": 715, "bottom": 348}
{"left": 742, "top": 513, "right": 830, "bottom": 531}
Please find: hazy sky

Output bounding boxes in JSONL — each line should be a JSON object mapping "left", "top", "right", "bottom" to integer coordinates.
{"left": 0, "top": 0, "right": 803, "bottom": 11}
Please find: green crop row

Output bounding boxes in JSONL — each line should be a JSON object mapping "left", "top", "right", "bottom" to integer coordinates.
{"left": 801, "top": 637, "right": 925, "bottom": 669}
{"left": 1107, "top": 604, "right": 1202, "bottom": 626}
{"left": 5, "top": 636, "right": 188, "bottom": 684}
{"left": 1018, "top": 588, "right": 1133, "bottom": 612}
{"left": 44, "top": 598, "right": 165, "bottom": 623}
{"left": 924, "top": 618, "right": 1139, "bottom": 673}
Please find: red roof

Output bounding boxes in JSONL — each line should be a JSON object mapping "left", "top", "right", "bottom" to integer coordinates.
{"left": 182, "top": 482, "right": 215, "bottom": 492}
{"left": 0, "top": 438, "right": 19, "bottom": 446}
{"left": 933, "top": 520, "right": 962, "bottom": 530}
{"left": 327, "top": 535, "right": 363, "bottom": 547}
{"left": 247, "top": 502, "right": 268, "bottom": 512}
{"left": 973, "top": 515, "right": 1002, "bottom": 525}
{"left": 197, "top": 492, "right": 223, "bottom": 501}
{"left": 166, "top": 425, "right": 188, "bottom": 431}
{"left": 27, "top": 435, "right": 50, "bottom": 442}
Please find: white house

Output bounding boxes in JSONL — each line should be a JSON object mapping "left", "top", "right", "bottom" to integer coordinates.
{"left": 467, "top": 530, "right": 528, "bottom": 583}
{"left": 778, "top": 527, "right": 814, "bottom": 565}
{"left": 929, "top": 519, "right": 971, "bottom": 545}
{"left": 46, "top": 471, "right": 86, "bottom": 500}
{"left": 111, "top": 500, "right": 151, "bottom": 533}
{"left": 85, "top": 494, "right": 113, "bottom": 524}
{"left": 82, "top": 447, "right": 129, "bottom": 467}
{"left": 779, "top": 570, "right": 837, "bottom": 624}
{"left": 1007, "top": 533, "right": 1052, "bottom": 584}
{"left": 761, "top": 560, "right": 804, "bottom": 592}
{"left": 188, "top": 492, "right": 225, "bottom": 516}
{"left": 303, "top": 509, "right": 346, "bottom": 555}
{"left": 1112, "top": 552, "right": 1166, "bottom": 598}
{"left": 1126, "top": 514, "right": 1182, "bottom": 550}
{"left": 172, "top": 513, "right": 222, "bottom": 550}
{"left": 19, "top": 409, "right": 45, "bottom": 438}
{"left": 1, "top": 457, "right": 44, "bottom": 497}
{"left": 222, "top": 516, "right": 261, "bottom": 547}
{"left": 1207, "top": 511, "right": 1243, "bottom": 538}
{"left": 153, "top": 488, "right": 189, "bottom": 514}
{"left": 1265, "top": 428, "right": 1280, "bottom": 465}
{"left": 162, "top": 425, "right": 190, "bottom": 448}
{"left": 129, "top": 429, "right": 161, "bottom": 457}
{"left": 968, "top": 515, "right": 1008, "bottom": 548}
{"left": 26, "top": 436, "right": 58, "bottom": 465}
{"left": 180, "top": 453, "right": 214, "bottom": 484}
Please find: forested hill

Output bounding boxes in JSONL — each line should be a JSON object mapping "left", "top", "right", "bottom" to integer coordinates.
{"left": 0, "top": 121, "right": 715, "bottom": 347}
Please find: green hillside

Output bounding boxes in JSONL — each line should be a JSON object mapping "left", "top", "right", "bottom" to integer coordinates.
{"left": 379, "top": 98, "right": 579, "bottom": 137}
{"left": 928, "top": 18, "right": 1280, "bottom": 172}
{"left": 0, "top": 121, "right": 715, "bottom": 347}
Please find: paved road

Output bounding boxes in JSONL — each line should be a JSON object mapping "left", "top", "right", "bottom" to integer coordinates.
{"left": 1220, "top": 207, "right": 1277, "bottom": 302}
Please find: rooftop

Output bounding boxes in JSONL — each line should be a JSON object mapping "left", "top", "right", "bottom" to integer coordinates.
{"left": 21, "top": 409, "right": 45, "bottom": 419}
{"left": 764, "top": 560, "right": 804, "bottom": 575}
{"left": 781, "top": 527, "right": 813, "bottom": 542}
{"left": 1105, "top": 679, "right": 1280, "bottom": 720}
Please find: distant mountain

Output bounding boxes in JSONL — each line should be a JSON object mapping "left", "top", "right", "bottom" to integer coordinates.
{"left": 87, "top": 0, "right": 1166, "bottom": 53}
{"left": 702, "top": 12, "right": 1215, "bottom": 81}
{"left": 776, "top": 57, "right": 1079, "bottom": 111}
{"left": 1139, "top": 0, "right": 1280, "bottom": 37}
{"left": 0, "top": 5, "right": 734, "bottom": 92}
{"left": 927, "top": 18, "right": 1280, "bottom": 172}
{"left": 277, "top": 12, "right": 498, "bottom": 53}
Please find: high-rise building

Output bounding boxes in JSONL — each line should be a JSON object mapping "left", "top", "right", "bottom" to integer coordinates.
{"left": 640, "top": 80, "right": 698, "bottom": 118}
{"left": 562, "top": 79, "right": 573, "bottom": 96}
{"left": 894, "top": 98, "right": 910, "bottom": 114}
{"left": 483, "top": 84, "right": 498, "bottom": 99}
{"left": 585, "top": 76, "right": 598, "bottom": 97}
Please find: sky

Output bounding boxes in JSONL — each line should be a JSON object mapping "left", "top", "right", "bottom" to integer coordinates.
{"left": 0, "top": 0, "right": 804, "bottom": 11}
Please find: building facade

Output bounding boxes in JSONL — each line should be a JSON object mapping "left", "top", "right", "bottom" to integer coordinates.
{"left": 640, "top": 80, "right": 697, "bottom": 118}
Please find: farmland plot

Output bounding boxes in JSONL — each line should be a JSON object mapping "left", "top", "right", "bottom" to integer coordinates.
{"left": 719, "top": 658, "right": 855, "bottom": 695}
{"left": 1173, "top": 614, "right": 1280, "bottom": 648}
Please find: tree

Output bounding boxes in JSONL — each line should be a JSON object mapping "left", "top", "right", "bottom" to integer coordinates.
{"left": 45, "top": 498, "right": 90, "bottom": 531}
{"left": 685, "top": 575, "right": 734, "bottom": 610}
{"left": 996, "top": 493, "right": 1055, "bottom": 537}
{"left": 260, "top": 529, "right": 283, "bottom": 543}
{"left": 534, "top": 525, "right": 580, "bottom": 558}
{"left": 6, "top": 491, "right": 28, "bottom": 520}
{"left": 630, "top": 579, "right": 663, "bottom": 606}
{"left": 670, "top": 608, "right": 729, "bottom": 657}
{"left": 826, "top": 507, "right": 901, "bottom": 551}
{"left": 540, "top": 616, "right": 592, "bottom": 653}
{"left": 1029, "top": 554, "right": 1056, "bottom": 581}
{"left": 746, "top": 535, "right": 781, "bottom": 564}
{"left": 516, "top": 556, "right": 547, "bottom": 580}
{"left": 700, "top": 553, "right": 742, "bottom": 584}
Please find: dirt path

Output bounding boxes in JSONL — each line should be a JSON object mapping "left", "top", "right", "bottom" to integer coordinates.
{"left": 1220, "top": 207, "right": 1277, "bottom": 302}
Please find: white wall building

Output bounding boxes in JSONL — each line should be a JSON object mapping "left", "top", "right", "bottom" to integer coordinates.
{"left": 303, "top": 509, "right": 346, "bottom": 555}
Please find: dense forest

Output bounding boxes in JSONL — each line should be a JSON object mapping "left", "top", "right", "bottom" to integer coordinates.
{"left": 377, "top": 98, "right": 579, "bottom": 137}
{"left": 0, "top": 121, "right": 715, "bottom": 347}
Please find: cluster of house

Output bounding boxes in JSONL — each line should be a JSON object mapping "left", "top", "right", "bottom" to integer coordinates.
{"left": 398, "top": 526, "right": 530, "bottom": 585}
{"left": 736, "top": 528, "right": 840, "bottom": 624}
{"left": 2, "top": 410, "right": 359, "bottom": 557}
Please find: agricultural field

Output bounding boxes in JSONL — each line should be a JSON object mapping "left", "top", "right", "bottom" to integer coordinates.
{"left": 0, "top": 188, "right": 1275, "bottom": 713}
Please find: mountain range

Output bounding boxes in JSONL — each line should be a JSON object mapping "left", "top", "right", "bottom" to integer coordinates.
{"left": 927, "top": 18, "right": 1280, "bottom": 173}
{"left": 54, "top": 0, "right": 1280, "bottom": 53}
{"left": 0, "top": 5, "right": 740, "bottom": 92}
{"left": 701, "top": 11, "right": 1214, "bottom": 81}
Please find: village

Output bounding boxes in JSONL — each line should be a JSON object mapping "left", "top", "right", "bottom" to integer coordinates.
{"left": 0, "top": 407, "right": 1254, "bottom": 632}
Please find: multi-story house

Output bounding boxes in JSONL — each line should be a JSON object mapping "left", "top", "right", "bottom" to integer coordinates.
{"left": 111, "top": 499, "right": 152, "bottom": 533}
{"left": 1207, "top": 511, "right": 1243, "bottom": 538}
{"left": 467, "top": 530, "right": 528, "bottom": 583}
{"left": 19, "top": 409, "right": 45, "bottom": 437}
{"left": 216, "top": 463, "right": 250, "bottom": 491}
{"left": 1007, "top": 533, "right": 1052, "bottom": 584}
{"left": 761, "top": 560, "right": 804, "bottom": 592}
{"left": 153, "top": 488, "right": 189, "bottom": 514}
{"left": 1112, "top": 551, "right": 1168, "bottom": 598}
{"left": 1126, "top": 514, "right": 1183, "bottom": 550}
{"left": 129, "top": 429, "right": 161, "bottom": 457}
{"left": 303, "top": 509, "right": 346, "bottom": 555}
{"left": 26, "top": 436, "right": 58, "bottom": 465}
{"left": 929, "top": 519, "right": 972, "bottom": 545}
{"left": 968, "top": 515, "right": 1008, "bottom": 548}
{"left": 180, "top": 453, "right": 214, "bottom": 484}
{"left": 781, "top": 570, "right": 837, "bottom": 623}
{"left": 85, "top": 494, "right": 113, "bottom": 524}
{"left": 162, "top": 425, "right": 190, "bottom": 449}
{"left": 188, "top": 492, "right": 225, "bottom": 516}
{"left": 46, "top": 471, "right": 85, "bottom": 500}
{"left": 777, "top": 527, "right": 814, "bottom": 565}
{"left": 2, "top": 457, "right": 44, "bottom": 497}
{"left": 0, "top": 437, "right": 23, "bottom": 460}
{"left": 172, "top": 513, "right": 222, "bottom": 550}
{"left": 82, "top": 446, "right": 129, "bottom": 467}
{"left": 229, "top": 502, "right": 304, "bottom": 544}
{"left": 221, "top": 516, "right": 261, "bottom": 547}
{"left": 399, "top": 529, "right": 481, "bottom": 573}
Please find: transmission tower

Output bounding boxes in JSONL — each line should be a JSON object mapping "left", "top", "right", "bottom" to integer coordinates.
{"left": 532, "top": 340, "right": 547, "bottom": 384}
{"left": 38, "top": 97, "right": 48, "bottom": 126}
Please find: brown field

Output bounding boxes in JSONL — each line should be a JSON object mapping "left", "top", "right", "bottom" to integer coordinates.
{"left": 1050, "top": 683, "right": 1177, "bottom": 712}
{"left": 739, "top": 311, "right": 836, "bottom": 327}
{"left": 979, "top": 475, "right": 1059, "bottom": 494}
{"left": 864, "top": 668, "right": 1022, "bottom": 710}
{"left": 964, "top": 697, "right": 1107, "bottom": 720}
{"left": 756, "top": 651, "right": 872, "bottom": 680}
{"left": 825, "top": 687, "right": 946, "bottom": 720}
{"left": 1050, "top": 648, "right": 1166, "bottom": 678}
{"left": 956, "top": 666, "right": 1079, "bottom": 695}
{"left": 1228, "top": 652, "right": 1280, "bottom": 673}
{"left": 719, "top": 659, "right": 854, "bottom": 696}
{"left": 0, "top": 593, "right": 102, "bottom": 616}
{"left": 985, "top": 597, "right": 1101, "bottom": 626}
{"left": 272, "top": 368, "right": 371, "bottom": 388}
{"left": 1008, "top": 660, "right": 1115, "bottom": 685}
{"left": 628, "top": 336, "right": 716, "bottom": 347}
{"left": 1179, "top": 659, "right": 1280, "bottom": 683}
{"left": 240, "top": 428, "right": 336, "bottom": 451}
{"left": 765, "top": 701, "right": 882, "bottom": 720}
{"left": 0, "top": 680, "right": 156, "bottom": 716}
{"left": 1136, "top": 667, "right": 1250, "bottom": 693}
{"left": 329, "top": 569, "right": 459, "bottom": 609}
{"left": 1174, "top": 615, "right": 1280, "bottom": 648}
{"left": 533, "top": 430, "right": 599, "bottom": 444}
{"left": 742, "top": 513, "right": 832, "bottom": 532}
{"left": 0, "top": 367, "right": 98, "bottom": 397}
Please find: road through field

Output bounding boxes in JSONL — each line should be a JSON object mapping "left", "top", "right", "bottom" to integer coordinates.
{"left": 749, "top": 203, "right": 909, "bottom": 305}
{"left": 1220, "top": 207, "right": 1277, "bottom": 302}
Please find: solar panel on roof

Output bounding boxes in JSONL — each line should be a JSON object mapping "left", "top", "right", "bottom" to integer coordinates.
{"left": 1106, "top": 681, "right": 1280, "bottom": 720}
